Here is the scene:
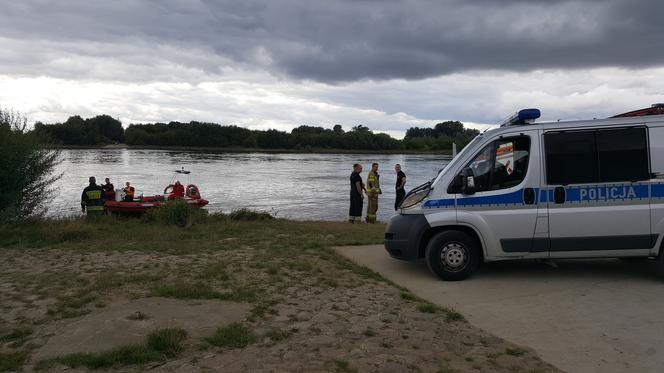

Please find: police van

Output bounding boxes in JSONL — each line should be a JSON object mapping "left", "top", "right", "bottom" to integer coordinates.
{"left": 385, "top": 104, "right": 664, "bottom": 281}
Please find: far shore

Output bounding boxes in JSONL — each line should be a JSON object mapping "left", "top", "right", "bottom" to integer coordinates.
{"left": 48, "top": 143, "right": 454, "bottom": 156}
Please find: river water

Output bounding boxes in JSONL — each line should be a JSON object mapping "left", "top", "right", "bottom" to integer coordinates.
{"left": 50, "top": 149, "right": 450, "bottom": 221}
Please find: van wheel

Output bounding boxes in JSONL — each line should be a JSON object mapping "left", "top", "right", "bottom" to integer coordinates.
{"left": 656, "top": 248, "right": 664, "bottom": 279}
{"left": 425, "top": 230, "right": 481, "bottom": 281}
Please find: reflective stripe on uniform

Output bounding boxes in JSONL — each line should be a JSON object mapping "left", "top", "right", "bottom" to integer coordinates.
{"left": 86, "top": 205, "right": 104, "bottom": 211}
{"left": 86, "top": 190, "right": 102, "bottom": 199}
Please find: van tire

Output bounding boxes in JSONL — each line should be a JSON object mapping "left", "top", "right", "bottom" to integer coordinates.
{"left": 656, "top": 248, "right": 664, "bottom": 279}
{"left": 425, "top": 230, "right": 480, "bottom": 281}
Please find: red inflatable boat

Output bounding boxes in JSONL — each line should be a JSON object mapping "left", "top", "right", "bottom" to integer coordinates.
{"left": 104, "top": 184, "right": 209, "bottom": 214}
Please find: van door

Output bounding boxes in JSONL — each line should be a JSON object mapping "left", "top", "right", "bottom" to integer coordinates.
{"left": 544, "top": 126, "right": 653, "bottom": 257}
{"left": 454, "top": 129, "right": 546, "bottom": 258}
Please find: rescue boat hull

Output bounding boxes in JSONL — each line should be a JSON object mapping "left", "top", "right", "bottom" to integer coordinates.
{"left": 104, "top": 198, "right": 209, "bottom": 214}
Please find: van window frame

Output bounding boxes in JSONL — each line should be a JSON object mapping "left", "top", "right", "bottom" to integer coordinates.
{"left": 449, "top": 134, "right": 532, "bottom": 193}
{"left": 543, "top": 125, "right": 651, "bottom": 186}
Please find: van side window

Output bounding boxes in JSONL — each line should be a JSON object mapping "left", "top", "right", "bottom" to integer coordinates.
{"left": 596, "top": 128, "right": 649, "bottom": 182}
{"left": 544, "top": 131, "right": 597, "bottom": 184}
{"left": 464, "top": 136, "right": 531, "bottom": 193}
{"left": 545, "top": 127, "right": 649, "bottom": 185}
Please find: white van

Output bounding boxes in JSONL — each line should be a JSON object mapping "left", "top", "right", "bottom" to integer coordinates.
{"left": 385, "top": 104, "right": 664, "bottom": 280}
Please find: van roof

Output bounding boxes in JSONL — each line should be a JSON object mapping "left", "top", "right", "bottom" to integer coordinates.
{"left": 490, "top": 107, "right": 664, "bottom": 135}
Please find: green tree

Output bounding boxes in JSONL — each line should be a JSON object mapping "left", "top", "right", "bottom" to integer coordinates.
{"left": 0, "top": 108, "right": 61, "bottom": 224}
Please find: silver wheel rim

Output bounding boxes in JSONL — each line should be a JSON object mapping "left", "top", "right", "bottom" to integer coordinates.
{"left": 440, "top": 242, "right": 468, "bottom": 272}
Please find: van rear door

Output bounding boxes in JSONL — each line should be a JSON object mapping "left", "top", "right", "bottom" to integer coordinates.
{"left": 544, "top": 126, "right": 653, "bottom": 257}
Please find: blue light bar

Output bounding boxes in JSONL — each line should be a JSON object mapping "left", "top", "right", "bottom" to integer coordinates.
{"left": 500, "top": 108, "right": 541, "bottom": 127}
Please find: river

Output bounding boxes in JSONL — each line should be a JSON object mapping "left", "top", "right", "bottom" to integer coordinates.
{"left": 50, "top": 149, "right": 450, "bottom": 221}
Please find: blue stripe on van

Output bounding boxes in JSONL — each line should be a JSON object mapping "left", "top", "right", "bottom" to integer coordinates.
{"left": 422, "top": 198, "right": 455, "bottom": 208}
{"left": 651, "top": 183, "right": 664, "bottom": 198}
{"left": 422, "top": 188, "right": 536, "bottom": 209}
{"left": 550, "top": 184, "right": 649, "bottom": 203}
{"left": 456, "top": 188, "right": 532, "bottom": 207}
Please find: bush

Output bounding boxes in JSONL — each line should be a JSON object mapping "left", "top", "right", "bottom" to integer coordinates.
{"left": 205, "top": 323, "right": 256, "bottom": 348}
{"left": 0, "top": 108, "right": 61, "bottom": 225}
{"left": 228, "top": 208, "right": 274, "bottom": 221}
{"left": 144, "top": 200, "right": 206, "bottom": 227}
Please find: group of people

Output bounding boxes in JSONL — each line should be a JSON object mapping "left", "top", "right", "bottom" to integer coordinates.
{"left": 349, "top": 163, "right": 406, "bottom": 224}
{"left": 80, "top": 177, "right": 136, "bottom": 213}
{"left": 81, "top": 177, "right": 191, "bottom": 214}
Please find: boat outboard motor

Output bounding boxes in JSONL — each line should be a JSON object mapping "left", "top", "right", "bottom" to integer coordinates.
{"left": 115, "top": 188, "right": 125, "bottom": 202}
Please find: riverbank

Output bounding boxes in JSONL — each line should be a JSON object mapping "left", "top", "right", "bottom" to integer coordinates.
{"left": 48, "top": 143, "right": 454, "bottom": 156}
{"left": 0, "top": 216, "right": 557, "bottom": 372}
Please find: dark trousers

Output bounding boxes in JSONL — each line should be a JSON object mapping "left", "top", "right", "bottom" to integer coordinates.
{"left": 349, "top": 194, "right": 363, "bottom": 222}
{"left": 395, "top": 189, "right": 406, "bottom": 210}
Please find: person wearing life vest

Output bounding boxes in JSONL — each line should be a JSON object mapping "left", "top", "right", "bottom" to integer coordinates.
{"left": 168, "top": 181, "right": 185, "bottom": 200}
{"left": 366, "top": 162, "right": 381, "bottom": 223}
{"left": 101, "top": 178, "right": 115, "bottom": 201}
{"left": 81, "top": 176, "right": 104, "bottom": 215}
{"left": 123, "top": 182, "right": 135, "bottom": 202}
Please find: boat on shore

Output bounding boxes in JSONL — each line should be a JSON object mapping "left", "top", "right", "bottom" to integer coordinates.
{"left": 104, "top": 168, "right": 209, "bottom": 214}
{"left": 104, "top": 184, "right": 209, "bottom": 214}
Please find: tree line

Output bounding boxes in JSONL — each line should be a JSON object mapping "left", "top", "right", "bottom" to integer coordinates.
{"left": 32, "top": 115, "right": 480, "bottom": 151}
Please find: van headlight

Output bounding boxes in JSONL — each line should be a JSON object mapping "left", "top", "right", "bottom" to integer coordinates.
{"left": 399, "top": 182, "right": 432, "bottom": 209}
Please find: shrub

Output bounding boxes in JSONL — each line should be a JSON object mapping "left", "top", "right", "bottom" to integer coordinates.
{"left": 0, "top": 108, "right": 61, "bottom": 225}
{"left": 144, "top": 199, "right": 206, "bottom": 227}
{"left": 228, "top": 208, "right": 274, "bottom": 221}
{"left": 205, "top": 323, "right": 256, "bottom": 348}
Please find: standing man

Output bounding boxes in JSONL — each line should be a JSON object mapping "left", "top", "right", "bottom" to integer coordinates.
{"left": 366, "top": 162, "right": 381, "bottom": 223}
{"left": 394, "top": 164, "right": 407, "bottom": 210}
{"left": 349, "top": 164, "right": 365, "bottom": 223}
{"left": 81, "top": 177, "right": 104, "bottom": 216}
{"left": 101, "top": 178, "right": 115, "bottom": 201}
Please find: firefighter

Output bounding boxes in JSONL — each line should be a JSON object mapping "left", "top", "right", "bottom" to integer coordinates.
{"left": 123, "top": 182, "right": 135, "bottom": 202}
{"left": 366, "top": 162, "right": 381, "bottom": 223}
{"left": 81, "top": 176, "right": 104, "bottom": 215}
{"left": 349, "top": 163, "right": 365, "bottom": 223}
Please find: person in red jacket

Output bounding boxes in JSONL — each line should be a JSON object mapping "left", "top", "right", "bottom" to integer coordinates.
{"left": 169, "top": 181, "right": 185, "bottom": 200}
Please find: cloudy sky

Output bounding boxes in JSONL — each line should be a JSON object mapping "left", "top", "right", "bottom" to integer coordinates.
{"left": 1, "top": 0, "right": 663, "bottom": 138}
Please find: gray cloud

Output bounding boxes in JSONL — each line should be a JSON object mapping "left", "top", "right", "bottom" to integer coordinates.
{"left": 1, "top": 0, "right": 663, "bottom": 83}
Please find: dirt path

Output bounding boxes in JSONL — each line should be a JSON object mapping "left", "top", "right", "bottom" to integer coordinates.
{"left": 335, "top": 245, "right": 664, "bottom": 373}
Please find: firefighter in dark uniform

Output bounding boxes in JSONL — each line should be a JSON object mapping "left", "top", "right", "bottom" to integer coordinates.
{"left": 349, "top": 163, "right": 365, "bottom": 223}
{"left": 81, "top": 176, "right": 105, "bottom": 215}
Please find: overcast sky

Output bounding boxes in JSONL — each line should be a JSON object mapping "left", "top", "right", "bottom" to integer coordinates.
{"left": 1, "top": 0, "right": 663, "bottom": 138}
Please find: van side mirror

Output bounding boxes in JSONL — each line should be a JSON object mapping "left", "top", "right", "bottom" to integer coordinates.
{"left": 461, "top": 168, "right": 476, "bottom": 195}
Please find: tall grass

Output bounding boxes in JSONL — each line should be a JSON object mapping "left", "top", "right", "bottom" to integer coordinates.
{"left": 143, "top": 200, "right": 207, "bottom": 227}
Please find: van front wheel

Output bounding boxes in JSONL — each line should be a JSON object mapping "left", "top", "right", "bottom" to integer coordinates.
{"left": 425, "top": 230, "right": 480, "bottom": 281}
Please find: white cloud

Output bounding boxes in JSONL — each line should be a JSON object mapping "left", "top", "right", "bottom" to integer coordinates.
{"left": 2, "top": 66, "right": 663, "bottom": 139}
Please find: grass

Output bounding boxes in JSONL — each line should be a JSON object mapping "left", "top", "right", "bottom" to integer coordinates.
{"left": 0, "top": 216, "right": 473, "bottom": 371}
{"left": 505, "top": 347, "right": 527, "bottom": 357}
{"left": 0, "top": 327, "right": 32, "bottom": 347}
{"left": 205, "top": 323, "right": 256, "bottom": 348}
{"left": 146, "top": 328, "right": 188, "bottom": 357}
{"left": 152, "top": 281, "right": 223, "bottom": 299}
{"left": 400, "top": 290, "right": 417, "bottom": 301}
{"left": 417, "top": 302, "right": 437, "bottom": 313}
{"left": 0, "top": 351, "right": 28, "bottom": 372}
{"left": 36, "top": 327, "right": 187, "bottom": 370}
{"left": 331, "top": 359, "right": 357, "bottom": 373}
{"left": 264, "top": 328, "right": 292, "bottom": 342}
